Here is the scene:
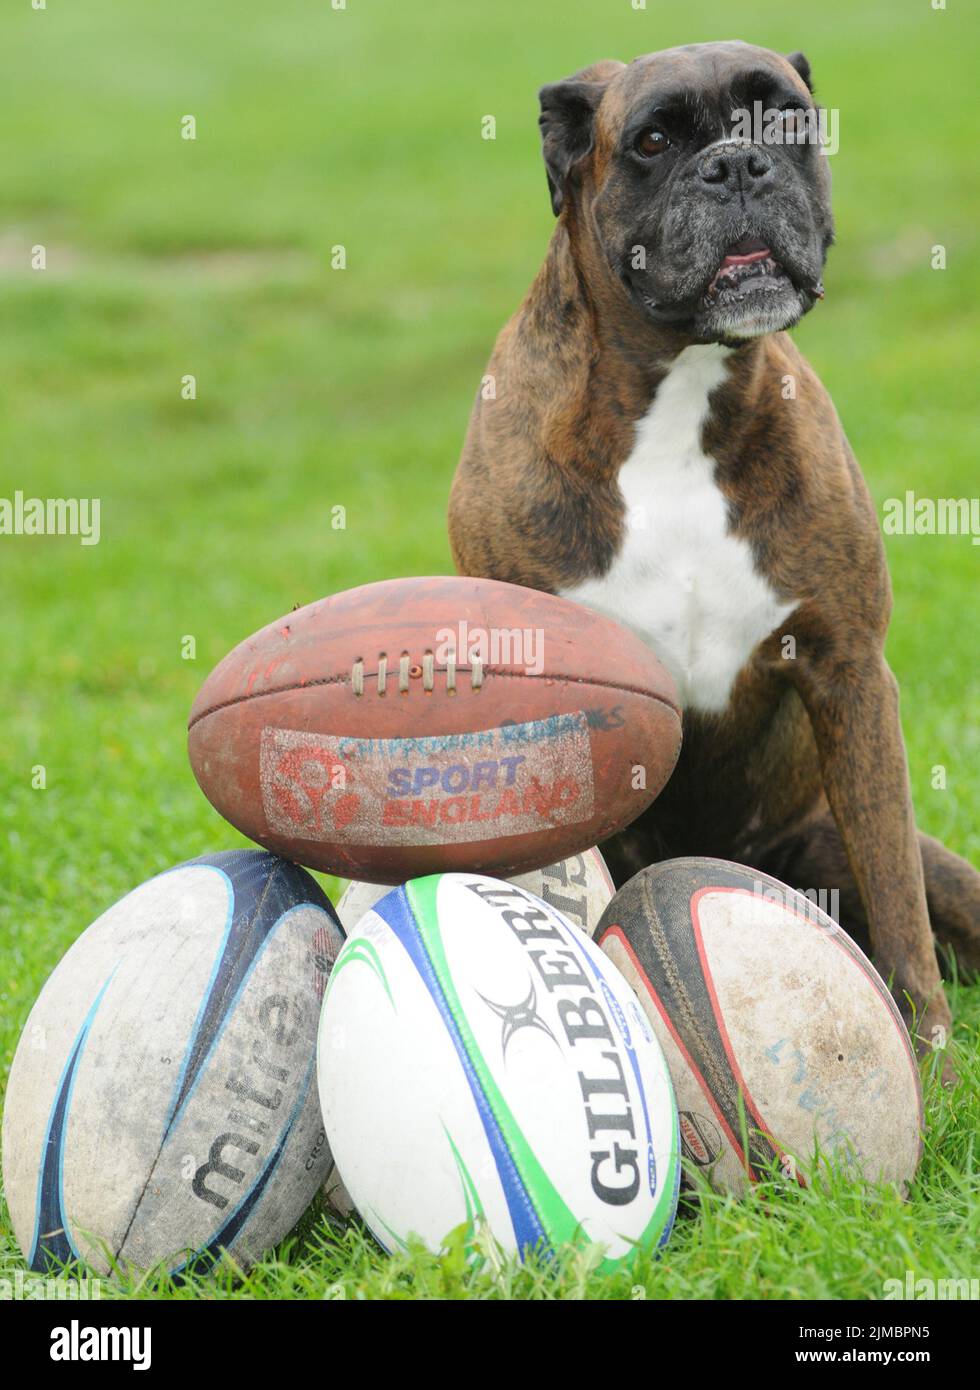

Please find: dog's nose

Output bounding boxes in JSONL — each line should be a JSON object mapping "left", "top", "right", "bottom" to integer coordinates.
{"left": 698, "top": 143, "right": 774, "bottom": 194}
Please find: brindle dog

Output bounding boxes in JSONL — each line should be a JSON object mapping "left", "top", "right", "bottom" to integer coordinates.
{"left": 449, "top": 42, "right": 980, "bottom": 1063}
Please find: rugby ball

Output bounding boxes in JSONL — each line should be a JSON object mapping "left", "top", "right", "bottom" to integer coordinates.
{"left": 2, "top": 851, "right": 344, "bottom": 1276}
{"left": 187, "top": 576, "right": 681, "bottom": 883}
{"left": 597, "top": 858, "right": 924, "bottom": 1194}
{"left": 317, "top": 873, "right": 680, "bottom": 1264}
{"left": 335, "top": 846, "right": 615, "bottom": 939}
{"left": 323, "top": 849, "right": 616, "bottom": 1223}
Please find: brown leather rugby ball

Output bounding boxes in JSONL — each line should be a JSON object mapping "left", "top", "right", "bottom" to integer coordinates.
{"left": 187, "top": 576, "right": 681, "bottom": 883}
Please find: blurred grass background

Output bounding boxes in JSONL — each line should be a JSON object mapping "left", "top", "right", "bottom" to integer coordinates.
{"left": 0, "top": 0, "right": 977, "bottom": 1298}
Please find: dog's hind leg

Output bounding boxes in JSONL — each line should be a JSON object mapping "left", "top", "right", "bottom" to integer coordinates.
{"left": 918, "top": 831, "right": 980, "bottom": 977}
{"left": 754, "top": 805, "right": 872, "bottom": 952}
{"left": 757, "top": 804, "right": 980, "bottom": 980}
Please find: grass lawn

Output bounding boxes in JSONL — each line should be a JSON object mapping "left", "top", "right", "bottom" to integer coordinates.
{"left": 1, "top": 0, "right": 977, "bottom": 1300}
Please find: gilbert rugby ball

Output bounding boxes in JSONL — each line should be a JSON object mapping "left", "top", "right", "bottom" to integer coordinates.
{"left": 317, "top": 873, "right": 680, "bottom": 1265}
{"left": 187, "top": 576, "right": 681, "bottom": 883}
{"left": 2, "top": 851, "right": 344, "bottom": 1276}
{"left": 336, "top": 846, "right": 615, "bottom": 938}
{"left": 323, "top": 849, "right": 616, "bottom": 1222}
{"left": 598, "top": 858, "right": 923, "bottom": 1194}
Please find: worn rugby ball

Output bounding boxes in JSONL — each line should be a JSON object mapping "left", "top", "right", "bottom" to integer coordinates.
{"left": 598, "top": 858, "right": 924, "bottom": 1194}
{"left": 2, "top": 851, "right": 344, "bottom": 1276}
{"left": 187, "top": 576, "right": 681, "bottom": 883}
{"left": 317, "top": 873, "right": 680, "bottom": 1264}
{"left": 323, "top": 848, "right": 616, "bottom": 1223}
{"left": 335, "top": 846, "right": 615, "bottom": 939}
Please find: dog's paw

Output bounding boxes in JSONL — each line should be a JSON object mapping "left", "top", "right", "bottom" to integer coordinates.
{"left": 908, "top": 1001, "right": 957, "bottom": 1086}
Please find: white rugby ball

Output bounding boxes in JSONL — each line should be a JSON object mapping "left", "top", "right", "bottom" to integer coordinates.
{"left": 325, "top": 850, "right": 615, "bottom": 1226}
{"left": 317, "top": 872, "right": 679, "bottom": 1265}
{"left": 2, "top": 851, "right": 344, "bottom": 1276}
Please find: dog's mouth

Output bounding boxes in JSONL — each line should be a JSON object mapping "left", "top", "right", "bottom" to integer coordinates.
{"left": 702, "top": 237, "right": 792, "bottom": 305}
{"left": 629, "top": 230, "right": 825, "bottom": 339}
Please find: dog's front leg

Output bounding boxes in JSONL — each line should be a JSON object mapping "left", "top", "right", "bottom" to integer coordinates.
{"left": 790, "top": 647, "right": 951, "bottom": 1055}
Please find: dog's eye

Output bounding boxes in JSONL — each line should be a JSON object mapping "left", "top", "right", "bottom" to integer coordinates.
{"left": 636, "top": 129, "right": 670, "bottom": 158}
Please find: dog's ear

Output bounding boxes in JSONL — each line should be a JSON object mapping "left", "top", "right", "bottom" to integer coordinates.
{"left": 785, "top": 51, "right": 814, "bottom": 94}
{"left": 538, "top": 60, "right": 624, "bottom": 216}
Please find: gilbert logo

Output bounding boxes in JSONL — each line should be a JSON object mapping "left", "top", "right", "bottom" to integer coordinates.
{"left": 50, "top": 1320, "right": 151, "bottom": 1371}
{"left": 464, "top": 878, "right": 654, "bottom": 1206}
{"left": 478, "top": 975, "right": 560, "bottom": 1061}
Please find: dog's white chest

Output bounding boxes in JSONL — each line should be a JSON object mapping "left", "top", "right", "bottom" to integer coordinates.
{"left": 561, "top": 346, "right": 795, "bottom": 713}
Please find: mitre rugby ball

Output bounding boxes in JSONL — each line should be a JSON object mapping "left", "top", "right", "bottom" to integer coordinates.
{"left": 335, "top": 847, "right": 615, "bottom": 938}
{"left": 597, "top": 858, "right": 923, "bottom": 1194}
{"left": 317, "top": 873, "right": 680, "bottom": 1264}
{"left": 2, "top": 851, "right": 344, "bottom": 1276}
{"left": 187, "top": 576, "right": 681, "bottom": 883}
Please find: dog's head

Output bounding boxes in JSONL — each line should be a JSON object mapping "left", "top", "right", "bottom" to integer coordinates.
{"left": 539, "top": 41, "right": 834, "bottom": 343}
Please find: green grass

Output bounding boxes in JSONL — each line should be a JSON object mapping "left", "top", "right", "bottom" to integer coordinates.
{"left": 1, "top": 0, "right": 977, "bottom": 1300}
{"left": 2, "top": 1028, "right": 977, "bottom": 1302}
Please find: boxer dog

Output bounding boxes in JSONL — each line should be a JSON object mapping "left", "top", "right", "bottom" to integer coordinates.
{"left": 449, "top": 41, "right": 980, "bottom": 1059}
